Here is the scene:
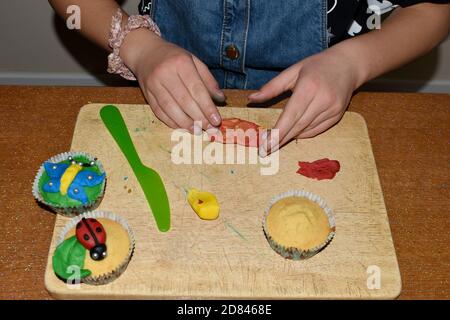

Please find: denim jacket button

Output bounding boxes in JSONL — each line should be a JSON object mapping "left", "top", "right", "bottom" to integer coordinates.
{"left": 225, "top": 44, "right": 240, "bottom": 60}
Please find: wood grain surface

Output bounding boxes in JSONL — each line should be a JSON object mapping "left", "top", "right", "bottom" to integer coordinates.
{"left": 0, "top": 86, "right": 448, "bottom": 299}
{"left": 44, "top": 104, "right": 400, "bottom": 299}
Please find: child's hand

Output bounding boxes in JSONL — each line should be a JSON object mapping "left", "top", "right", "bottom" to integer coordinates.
{"left": 248, "top": 49, "right": 361, "bottom": 156}
{"left": 122, "top": 30, "right": 224, "bottom": 133}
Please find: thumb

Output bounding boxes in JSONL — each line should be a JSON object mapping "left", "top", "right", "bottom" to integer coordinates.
{"left": 248, "top": 63, "right": 301, "bottom": 103}
{"left": 192, "top": 55, "right": 226, "bottom": 103}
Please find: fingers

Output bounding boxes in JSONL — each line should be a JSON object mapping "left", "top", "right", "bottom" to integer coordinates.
{"left": 300, "top": 106, "right": 340, "bottom": 133}
{"left": 178, "top": 59, "right": 222, "bottom": 127}
{"left": 248, "top": 64, "right": 300, "bottom": 103}
{"left": 300, "top": 109, "right": 329, "bottom": 132}
{"left": 293, "top": 96, "right": 345, "bottom": 137}
{"left": 296, "top": 114, "right": 342, "bottom": 138}
{"left": 259, "top": 78, "right": 315, "bottom": 157}
{"left": 277, "top": 99, "right": 326, "bottom": 148}
{"left": 161, "top": 73, "right": 210, "bottom": 131}
{"left": 151, "top": 83, "right": 195, "bottom": 132}
{"left": 143, "top": 53, "right": 222, "bottom": 132}
{"left": 145, "top": 91, "right": 178, "bottom": 129}
{"left": 192, "top": 56, "right": 226, "bottom": 103}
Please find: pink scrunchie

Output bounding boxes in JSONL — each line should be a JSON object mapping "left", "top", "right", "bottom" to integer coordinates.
{"left": 107, "top": 9, "right": 161, "bottom": 80}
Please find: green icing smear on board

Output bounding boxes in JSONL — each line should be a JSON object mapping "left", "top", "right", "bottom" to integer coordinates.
{"left": 38, "top": 155, "right": 104, "bottom": 207}
{"left": 52, "top": 236, "right": 91, "bottom": 281}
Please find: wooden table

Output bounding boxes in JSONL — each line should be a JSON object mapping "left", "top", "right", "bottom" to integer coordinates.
{"left": 0, "top": 86, "right": 448, "bottom": 300}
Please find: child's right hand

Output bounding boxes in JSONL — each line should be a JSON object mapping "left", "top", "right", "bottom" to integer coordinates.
{"left": 121, "top": 29, "right": 224, "bottom": 133}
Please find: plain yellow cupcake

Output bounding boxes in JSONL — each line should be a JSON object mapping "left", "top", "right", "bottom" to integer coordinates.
{"left": 266, "top": 196, "right": 331, "bottom": 250}
{"left": 263, "top": 191, "right": 335, "bottom": 260}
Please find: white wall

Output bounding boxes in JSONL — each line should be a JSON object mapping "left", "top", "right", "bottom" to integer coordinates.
{"left": 0, "top": 0, "right": 449, "bottom": 92}
{"left": 0, "top": 0, "right": 138, "bottom": 86}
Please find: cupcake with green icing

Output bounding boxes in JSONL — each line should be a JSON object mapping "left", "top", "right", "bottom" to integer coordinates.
{"left": 32, "top": 152, "right": 106, "bottom": 216}
{"left": 52, "top": 211, "right": 135, "bottom": 285}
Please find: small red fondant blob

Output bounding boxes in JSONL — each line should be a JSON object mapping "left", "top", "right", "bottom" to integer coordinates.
{"left": 209, "top": 118, "right": 262, "bottom": 147}
{"left": 296, "top": 158, "right": 341, "bottom": 180}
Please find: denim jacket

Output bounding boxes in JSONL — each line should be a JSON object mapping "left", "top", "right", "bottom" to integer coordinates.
{"left": 139, "top": 0, "right": 328, "bottom": 89}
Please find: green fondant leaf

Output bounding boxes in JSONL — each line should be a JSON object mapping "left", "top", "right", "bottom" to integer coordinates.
{"left": 52, "top": 235, "right": 92, "bottom": 281}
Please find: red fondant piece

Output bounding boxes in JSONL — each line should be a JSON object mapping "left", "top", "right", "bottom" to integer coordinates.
{"left": 296, "top": 158, "right": 341, "bottom": 180}
{"left": 209, "top": 118, "right": 262, "bottom": 147}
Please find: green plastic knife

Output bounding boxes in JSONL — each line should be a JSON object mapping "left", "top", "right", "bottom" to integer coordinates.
{"left": 100, "top": 105, "right": 170, "bottom": 232}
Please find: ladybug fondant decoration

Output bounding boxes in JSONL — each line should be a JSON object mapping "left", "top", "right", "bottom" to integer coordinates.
{"left": 76, "top": 218, "right": 107, "bottom": 261}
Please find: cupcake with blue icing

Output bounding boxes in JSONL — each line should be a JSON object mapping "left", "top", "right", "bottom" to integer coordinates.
{"left": 33, "top": 152, "right": 106, "bottom": 216}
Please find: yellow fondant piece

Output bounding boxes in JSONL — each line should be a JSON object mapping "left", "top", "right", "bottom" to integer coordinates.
{"left": 59, "top": 164, "right": 83, "bottom": 195}
{"left": 187, "top": 188, "right": 220, "bottom": 220}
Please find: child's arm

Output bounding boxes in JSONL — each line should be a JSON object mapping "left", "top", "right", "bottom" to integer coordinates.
{"left": 250, "top": 3, "right": 450, "bottom": 156}
{"left": 49, "top": 0, "right": 224, "bottom": 132}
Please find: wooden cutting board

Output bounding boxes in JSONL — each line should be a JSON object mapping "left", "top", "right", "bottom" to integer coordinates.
{"left": 44, "top": 103, "right": 401, "bottom": 299}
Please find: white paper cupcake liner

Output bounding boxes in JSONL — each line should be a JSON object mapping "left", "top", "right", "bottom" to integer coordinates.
{"left": 262, "top": 190, "right": 336, "bottom": 260}
{"left": 32, "top": 151, "right": 106, "bottom": 217}
{"left": 55, "top": 211, "right": 135, "bottom": 286}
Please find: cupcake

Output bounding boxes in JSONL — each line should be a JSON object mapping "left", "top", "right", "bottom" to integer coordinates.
{"left": 262, "top": 190, "right": 335, "bottom": 260}
{"left": 52, "top": 211, "right": 135, "bottom": 285}
{"left": 32, "top": 152, "right": 106, "bottom": 216}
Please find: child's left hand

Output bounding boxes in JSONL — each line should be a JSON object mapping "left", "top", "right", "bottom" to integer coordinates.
{"left": 248, "top": 48, "right": 361, "bottom": 156}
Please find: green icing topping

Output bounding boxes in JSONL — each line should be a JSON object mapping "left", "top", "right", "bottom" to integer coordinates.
{"left": 52, "top": 235, "right": 91, "bottom": 281}
{"left": 38, "top": 155, "right": 104, "bottom": 207}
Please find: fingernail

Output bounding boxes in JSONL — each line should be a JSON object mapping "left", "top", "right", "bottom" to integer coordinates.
{"left": 206, "top": 123, "right": 219, "bottom": 133}
{"left": 267, "top": 134, "right": 279, "bottom": 153}
{"left": 248, "top": 92, "right": 261, "bottom": 100}
{"left": 259, "top": 145, "right": 267, "bottom": 158}
{"left": 217, "top": 90, "right": 225, "bottom": 97}
{"left": 260, "top": 130, "right": 268, "bottom": 143}
{"left": 210, "top": 113, "right": 221, "bottom": 126}
{"left": 214, "top": 90, "right": 226, "bottom": 102}
{"left": 258, "top": 130, "right": 268, "bottom": 157}
{"left": 191, "top": 124, "right": 202, "bottom": 136}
